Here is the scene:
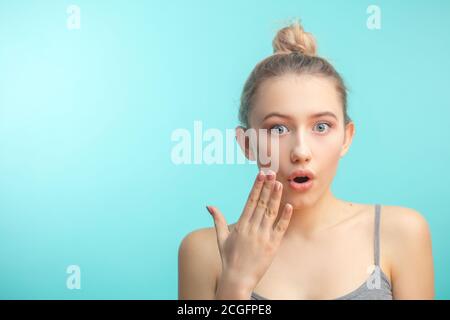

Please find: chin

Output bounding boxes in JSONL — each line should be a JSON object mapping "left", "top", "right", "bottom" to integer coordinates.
{"left": 284, "top": 192, "right": 315, "bottom": 208}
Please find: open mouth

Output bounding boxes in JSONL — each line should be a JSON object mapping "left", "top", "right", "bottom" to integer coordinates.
{"left": 293, "top": 176, "right": 310, "bottom": 184}
{"left": 288, "top": 170, "right": 314, "bottom": 192}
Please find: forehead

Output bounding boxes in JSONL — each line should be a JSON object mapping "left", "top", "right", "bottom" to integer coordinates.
{"left": 250, "top": 74, "right": 342, "bottom": 125}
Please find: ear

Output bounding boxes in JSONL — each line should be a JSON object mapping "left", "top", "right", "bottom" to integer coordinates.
{"left": 340, "top": 121, "right": 355, "bottom": 158}
{"left": 235, "top": 125, "right": 256, "bottom": 161}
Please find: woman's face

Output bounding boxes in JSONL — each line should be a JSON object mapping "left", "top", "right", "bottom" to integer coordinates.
{"left": 241, "top": 73, "right": 354, "bottom": 208}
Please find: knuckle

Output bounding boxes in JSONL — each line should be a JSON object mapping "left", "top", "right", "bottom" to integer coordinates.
{"left": 266, "top": 207, "right": 276, "bottom": 218}
{"left": 257, "top": 198, "right": 267, "bottom": 208}
{"left": 248, "top": 196, "right": 257, "bottom": 205}
{"left": 275, "top": 223, "right": 286, "bottom": 233}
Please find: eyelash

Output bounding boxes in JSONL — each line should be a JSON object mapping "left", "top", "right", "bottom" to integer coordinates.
{"left": 269, "top": 122, "right": 333, "bottom": 135}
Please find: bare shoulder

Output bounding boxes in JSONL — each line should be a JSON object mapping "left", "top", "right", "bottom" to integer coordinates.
{"left": 178, "top": 226, "right": 219, "bottom": 299}
{"left": 178, "top": 226, "right": 221, "bottom": 273}
{"left": 179, "top": 222, "right": 237, "bottom": 259}
{"left": 380, "top": 205, "right": 433, "bottom": 272}
{"left": 380, "top": 205, "right": 431, "bottom": 240}
{"left": 178, "top": 223, "right": 236, "bottom": 299}
{"left": 379, "top": 204, "right": 434, "bottom": 298}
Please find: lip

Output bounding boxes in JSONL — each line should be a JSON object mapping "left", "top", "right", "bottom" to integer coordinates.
{"left": 287, "top": 169, "right": 315, "bottom": 181}
{"left": 289, "top": 178, "right": 313, "bottom": 191}
{"left": 287, "top": 169, "right": 315, "bottom": 192}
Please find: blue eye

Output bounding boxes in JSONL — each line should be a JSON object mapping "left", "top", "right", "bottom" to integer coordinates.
{"left": 314, "top": 122, "right": 332, "bottom": 133}
{"left": 270, "top": 124, "right": 289, "bottom": 135}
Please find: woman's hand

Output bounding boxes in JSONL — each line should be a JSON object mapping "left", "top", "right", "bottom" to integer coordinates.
{"left": 206, "top": 170, "right": 293, "bottom": 299}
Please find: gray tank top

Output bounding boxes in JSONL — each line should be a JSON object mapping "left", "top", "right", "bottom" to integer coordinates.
{"left": 251, "top": 204, "right": 393, "bottom": 300}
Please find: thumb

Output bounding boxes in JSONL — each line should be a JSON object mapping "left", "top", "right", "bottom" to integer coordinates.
{"left": 206, "top": 205, "right": 229, "bottom": 249}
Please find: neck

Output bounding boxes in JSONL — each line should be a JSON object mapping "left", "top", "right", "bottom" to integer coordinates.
{"left": 281, "top": 188, "right": 346, "bottom": 239}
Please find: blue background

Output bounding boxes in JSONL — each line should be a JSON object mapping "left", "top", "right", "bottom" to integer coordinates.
{"left": 1, "top": 0, "right": 449, "bottom": 299}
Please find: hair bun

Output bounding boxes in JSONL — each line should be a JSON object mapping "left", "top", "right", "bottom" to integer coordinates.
{"left": 272, "top": 20, "right": 317, "bottom": 56}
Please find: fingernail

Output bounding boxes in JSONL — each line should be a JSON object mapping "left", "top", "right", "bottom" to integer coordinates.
{"left": 257, "top": 170, "right": 265, "bottom": 181}
{"left": 275, "top": 182, "right": 281, "bottom": 191}
{"left": 266, "top": 170, "right": 275, "bottom": 180}
{"left": 206, "top": 205, "right": 213, "bottom": 215}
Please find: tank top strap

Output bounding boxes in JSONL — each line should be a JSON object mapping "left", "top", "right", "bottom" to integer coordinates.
{"left": 374, "top": 204, "right": 381, "bottom": 266}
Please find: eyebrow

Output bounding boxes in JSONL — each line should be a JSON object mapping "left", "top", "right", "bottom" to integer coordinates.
{"left": 262, "top": 111, "right": 338, "bottom": 121}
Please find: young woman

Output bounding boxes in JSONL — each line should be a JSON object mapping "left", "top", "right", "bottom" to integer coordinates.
{"left": 178, "top": 20, "right": 434, "bottom": 300}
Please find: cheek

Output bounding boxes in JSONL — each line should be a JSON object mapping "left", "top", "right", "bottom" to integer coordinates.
{"left": 312, "top": 137, "right": 343, "bottom": 177}
{"left": 314, "top": 138, "right": 342, "bottom": 160}
{"left": 254, "top": 135, "right": 279, "bottom": 169}
{"left": 258, "top": 136, "right": 291, "bottom": 160}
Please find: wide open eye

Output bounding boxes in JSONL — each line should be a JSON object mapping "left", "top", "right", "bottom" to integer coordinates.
{"left": 270, "top": 124, "right": 289, "bottom": 135}
{"left": 314, "top": 122, "right": 332, "bottom": 133}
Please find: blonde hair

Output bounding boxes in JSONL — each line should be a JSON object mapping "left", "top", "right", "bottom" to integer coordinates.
{"left": 239, "top": 19, "right": 351, "bottom": 129}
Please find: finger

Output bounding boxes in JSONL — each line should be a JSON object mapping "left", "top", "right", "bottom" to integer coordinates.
{"left": 260, "top": 181, "right": 283, "bottom": 232}
{"left": 206, "top": 205, "right": 229, "bottom": 250}
{"left": 248, "top": 170, "right": 276, "bottom": 230}
{"left": 237, "top": 170, "right": 265, "bottom": 229}
{"left": 271, "top": 203, "right": 293, "bottom": 244}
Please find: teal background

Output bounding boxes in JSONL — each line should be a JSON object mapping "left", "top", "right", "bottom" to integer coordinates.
{"left": 1, "top": 0, "right": 449, "bottom": 299}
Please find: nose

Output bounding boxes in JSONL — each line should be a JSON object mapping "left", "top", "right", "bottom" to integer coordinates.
{"left": 290, "top": 131, "right": 312, "bottom": 164}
